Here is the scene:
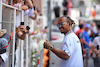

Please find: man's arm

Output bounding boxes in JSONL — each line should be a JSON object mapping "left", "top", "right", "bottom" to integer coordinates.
{"left": 25, "top": 0, "right": 33, "bottom": 8}
{"left": 29, "top": 10, "right": 38, "bottom": 20}
{"left": 44, "top": 40, "right": 70, "bottom": 60}
{"left": 51, "top": 47, "right": 70, "bottom": 60}
{"left": 17, "top": 32, "right": 26, "bottom": 40}
{"left": 81, "top": 38, "right": 92, "bottom": 48}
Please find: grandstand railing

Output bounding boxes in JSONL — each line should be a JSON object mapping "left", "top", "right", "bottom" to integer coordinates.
{"left": 0, "top": 1, "right": 47, "bottom": 67}
{"left": 0, "top": 0, "right": 31, "bottom": 67}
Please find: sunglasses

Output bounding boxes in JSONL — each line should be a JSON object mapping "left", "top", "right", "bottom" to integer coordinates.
{"left": 57, "top": 23, "right": 67, "bottom": 27}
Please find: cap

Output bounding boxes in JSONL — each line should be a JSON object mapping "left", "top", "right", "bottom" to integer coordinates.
{"left": 85, "top": 23, "right": 91, "bottom": 28}
{"left": 0, "top": 33, "right": 11, "bottom": 50}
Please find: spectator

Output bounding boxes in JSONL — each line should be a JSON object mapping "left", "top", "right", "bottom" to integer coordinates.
{"left": 92, "top": 24, "right": 100, "bottom": 54}
{"left": 62, "top": 0, "right": 68, "bottom": 15}
{"left": 76, "top": 24, "right": 85, "bottom": 51}
{"left": 53, "top": 2, "right": 60, "bottom": 18}
{"left": 13, "top": 0, "right": 37, "bottom": 20}
{"left": 83, "top": 23, "right": 92, "bottom": 67}
{"left": 92, "top": 24, "right": 100, "bottom": 67}
{"left": 0, "top": 29, "right": 11, "bottom": 54}
{"left": 13, "top": 0, "right": 28, "bottom": 10}
{"left": 74, "top": 20, "right": 84, "bottom": 33}
{"left": 67, "top": 0, "right": 73, "bottom": 16}
{"left": 89, "top": 22, "right": 98, "bottom": 41}
{"left": 15, "top": 22, "right": 30, "bottom": 67}
{"left": 75, "top": 24, "right": 92, "bottom": 62}
{"left": 16, "top": 22, "right": 30, "bottom": 40}
{"left": 0, "top": 29, "right": 11, "bottom": 66}
{"left": 91, "top": 22, "right": 98, "bottom": 34}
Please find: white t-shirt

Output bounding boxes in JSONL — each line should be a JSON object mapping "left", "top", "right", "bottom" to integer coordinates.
{"left": 92, "top": 36, "right": 100, "bottom": 49}
{"left": 59, "top": 31, "right": 83, "bottom": 67}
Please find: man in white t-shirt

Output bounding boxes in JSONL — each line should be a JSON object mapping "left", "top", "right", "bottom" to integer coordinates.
{"left": 92, "top": 24, "right": 100, "bottom": 52}
{"left": 92, "top": 25, "right": 100, "bottom": 67}
{"left": 43, "top": 16, "right": 83, "bottom": 67}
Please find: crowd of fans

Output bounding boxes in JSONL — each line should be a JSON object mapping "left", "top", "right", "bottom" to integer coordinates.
{"left": 1, "top": 0, "right": 48, "bottom": 67}
{"left": 74, "top": 20, "right": 100, "bottom": 67}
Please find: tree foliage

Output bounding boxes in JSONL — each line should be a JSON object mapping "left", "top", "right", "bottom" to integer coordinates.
{"left": 93, "top": 0, "right": 100, "bottom": 4}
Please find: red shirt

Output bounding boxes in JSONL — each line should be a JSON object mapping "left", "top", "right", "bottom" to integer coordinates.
{"left": 76, "top": 29, "right": 83, "bottom": 36}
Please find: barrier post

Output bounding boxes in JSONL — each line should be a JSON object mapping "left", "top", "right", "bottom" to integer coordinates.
{"left": 0, "top": 0, "right": 2, "bottom": 29}
{"left": 12, "top": 9, "right": 16, "bottom": 67}
{"left": 20, "top": 10, "right": 24, "bottom": 67}
{"left": 26, "top": 16, "right": 29, "bottom": 67}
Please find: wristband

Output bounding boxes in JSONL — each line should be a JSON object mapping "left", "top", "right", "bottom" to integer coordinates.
{"left": 31, "top": 32, "right": 34, "bottom": 35}
{"left": 1, "top": 29, "right": 5, "bottom": 31}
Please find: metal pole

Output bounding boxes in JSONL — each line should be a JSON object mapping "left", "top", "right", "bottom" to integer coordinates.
{"left": 20, "top": 40, "right": 24, "bottom": 67}
{"left": 20, "top": 10, "right": 24, "bottom": 67}
{"left": 26, "top": 16, "right": 28, "bottom": 67}
{"left": 47, "top": 0, "right": 51, "bottom": 67}
{"left": 12, "top": 9, "right": 16, "bottom": 67}
{"left": 47, "top": 0, "right": 51, "bottom": 41}
{"left": 0, "top": 0, "right": 2, "bottom": 29}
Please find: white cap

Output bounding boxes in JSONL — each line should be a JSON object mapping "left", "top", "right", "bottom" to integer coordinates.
{"left": 1, "top": 53, "right": 8, "bottom": 66}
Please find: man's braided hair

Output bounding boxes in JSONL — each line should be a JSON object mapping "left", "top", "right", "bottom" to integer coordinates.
{"left": 63, "top": 15, "right": 75, "bottom": 25}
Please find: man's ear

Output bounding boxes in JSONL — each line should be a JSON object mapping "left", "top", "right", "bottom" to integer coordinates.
{"left": 69, "top": 22, "right": 71, "bottom": 26}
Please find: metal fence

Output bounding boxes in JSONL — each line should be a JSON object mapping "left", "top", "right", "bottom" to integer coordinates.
{"left": 0, "top": 1, "right": 47, "bottom": 67}
{"left": 0, "top": 0, "right": 39, "bottom": 67}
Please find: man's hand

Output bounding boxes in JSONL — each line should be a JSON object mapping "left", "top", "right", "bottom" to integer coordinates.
{"left": 0, "top": 29, "right": 7, "bottom": 37}
{"left": 16, "top": 25, "right": 27, "bottom": 40}
{"left": 94, "top": 49, "right": 99, "bottom": 55}
{"left": 29, "top": 31, "right": 38, "bottom": 36}
{"left": 43, "top": 39, "right": 52, "bottom": 49}
{"left": 88, "top": 44, "right": 92, "bottom": 48}
{"left": 34, "top": 10, "right": 38, "bottom": 15}
{"left": 20, "top": 25, "right": 26, "bottom": 32}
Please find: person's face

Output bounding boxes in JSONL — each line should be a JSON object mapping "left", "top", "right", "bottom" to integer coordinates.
{"left": 57, "top": 17, "right": 70, "bottom": 34}
{"left": 85, "top": 28, "right": 90, "bottom": 32}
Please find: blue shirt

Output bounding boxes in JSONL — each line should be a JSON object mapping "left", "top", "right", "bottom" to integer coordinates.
{"left": 83, "top": 31, "right": 90, "bottom": 49}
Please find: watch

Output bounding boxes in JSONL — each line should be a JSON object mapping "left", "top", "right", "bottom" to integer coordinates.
{"left": 49, "top": 45, "right": 53, "bottom": 50}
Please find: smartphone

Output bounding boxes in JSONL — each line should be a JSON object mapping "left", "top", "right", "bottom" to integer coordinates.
{"left": 26, "top": 26, "right": 30, "bottom": 30}
{"left": 20, "top": 22, "right": 24, "bottom": 25}
{"left": 97, "top": 45, "right": 99, "bottom": 50}
{"left": 45, "top": 26, "right": 48, "bottom": 29}
{"left": 33, "top": 6, "right": 35, "bottom": 10}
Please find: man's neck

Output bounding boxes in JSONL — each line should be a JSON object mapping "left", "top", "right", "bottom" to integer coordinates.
{"left": 64, "top": 30, "right": 73, "bottom": 35}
